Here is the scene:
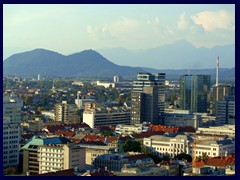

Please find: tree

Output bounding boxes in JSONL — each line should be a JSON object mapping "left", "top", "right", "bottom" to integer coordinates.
{"left": 101, "top": 130, "right": 114, "bottom": 136}
{"left": 174, "top": 153, "right": 192, "bottom": 162}
{"left": 122, "top": 140, "right": 141, "bottom": 152}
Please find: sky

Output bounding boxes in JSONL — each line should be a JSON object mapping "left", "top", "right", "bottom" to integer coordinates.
{"left": 3, "top": 4, "right": 235, "bottom": 60}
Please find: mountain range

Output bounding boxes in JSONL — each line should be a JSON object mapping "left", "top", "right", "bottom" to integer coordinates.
{"left": 3, "top": 44, "right": 235, "bottom": 81}
{"left": 3, "top": 49, "right": 144, "bottom": 78}
{"left": 97, "top": 40, "right": 235, "bottom": 69}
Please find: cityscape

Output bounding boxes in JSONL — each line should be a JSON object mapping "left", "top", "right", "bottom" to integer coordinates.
{"left": 3, "top": 4, "right": 235, "bottom": 176}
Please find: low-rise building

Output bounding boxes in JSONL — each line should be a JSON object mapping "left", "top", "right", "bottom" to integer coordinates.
{"left": 143, "top": 134, "right": 193, "bottom": 158}
{"left": 163, "top": 110, "right": 200, "bottom": 129}
{"left": 115, "top": 124, "right": 149, "bottom": 135}
{"left": 93, "top": 154, "right": 128, "bottom": 172}
{"left": 83, "top": 105, "right": 131, "bottom": 128}
{"left": 79, "top": 144, "right": 115, "bottom": 169}
{"left": 38, "top": 143, "right": 85, "bottom": 174}
{"left": 21, "top": 136, "right": 71, "bottom": 175}
{"left": 196, "top": 125, "right": 235, "bottom": 138}
{"left": 194, "top": 139, "right": 235, "bottom": 158}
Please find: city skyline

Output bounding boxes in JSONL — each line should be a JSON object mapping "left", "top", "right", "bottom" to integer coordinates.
{"left": 4, "top": 4, "right": 235, "bottom": 66}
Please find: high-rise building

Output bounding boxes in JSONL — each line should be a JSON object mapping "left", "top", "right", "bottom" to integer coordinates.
{"left": 216, "top": 96, "right": 235, "bottom": 125}
{"left": 3, "top": 93, "right": 23, "bottom": 170}
{"left": 131, "top": 72, "right": 165, "bottom": 125}
{"left": 55, "top": 101, "right": 79, "bottom": 123}
{"left": 211, "top": 84, "right": 235, "bottom": 115}
{"left": 180, "top": 74, "right": 211, "bottom": 113}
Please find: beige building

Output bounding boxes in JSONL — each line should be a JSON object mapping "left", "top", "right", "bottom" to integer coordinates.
{"left": 38, "top": 143, "right": 85, "bottom": 174}
{"left": 115, "top": 164, "right": 168, "bottom": 176}
{"left": 79, "top": 144, "right": 115, "bottom": 168}
{"left": 55, "top": 101, "right": 79, "bottom": 123}
{"left": 196, "top": 125, "right": 235, "bottom": 138}
{"left": 194, "top": 139, "right": 235, "bottom": 158}
{"left": 143, "top": 134, "right": 193, "bottom": 158}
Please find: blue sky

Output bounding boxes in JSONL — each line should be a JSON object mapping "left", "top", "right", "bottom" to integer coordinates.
{"left": 3, "top": 4, "right": 235, "bottom": 59}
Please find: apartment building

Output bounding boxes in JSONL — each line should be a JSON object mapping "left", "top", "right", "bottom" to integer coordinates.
{"left": 21, "top": 136, "right": 71, "bottom": 175}
{"left": 38, "top": 143, "right": 85, "bottom": 174}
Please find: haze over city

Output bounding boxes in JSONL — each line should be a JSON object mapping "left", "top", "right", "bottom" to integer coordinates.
{"left": 3, "top": 4, "right": 235, "bottom": 69}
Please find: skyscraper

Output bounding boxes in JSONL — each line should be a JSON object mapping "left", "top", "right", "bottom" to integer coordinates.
{"left": 180, "top": 74, "right": 211, "bottom": 113}
{"left": 3, "top": 93, "right": 23, "bottom": 170}
{"left": 131, "top": 72, "right": 165, "bottom": 125}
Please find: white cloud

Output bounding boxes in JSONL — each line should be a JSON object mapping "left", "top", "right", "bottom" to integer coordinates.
{"left": 191, "top": 10, "right": 234, "bottom": 32}
{"left": 147, "top": 17, "right": 160, "bottom": 25}
{"left": 178, "top": 12, "right": 189, "bottom": 30}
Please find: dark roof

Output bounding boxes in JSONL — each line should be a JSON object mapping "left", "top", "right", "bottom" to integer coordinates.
{"left": 35, "top": 169, "right": 75, "bottom": 176}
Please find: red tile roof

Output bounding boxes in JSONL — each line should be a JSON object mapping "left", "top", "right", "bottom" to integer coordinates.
{"left": 55, "top": 131, "right": 75, "bottom": 137}
{"left": 148, "top": 125, "right": 195, "bottom": 133}
{"left": 205, "top": 155, "right": 235, "bottom": 167}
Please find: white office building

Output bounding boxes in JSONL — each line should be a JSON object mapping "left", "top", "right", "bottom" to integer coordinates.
{"left": 3, "top": 93, "right": 23, "bottom": 169}
{"left": 83, "top": 108, "right": 131, "bottom": 128}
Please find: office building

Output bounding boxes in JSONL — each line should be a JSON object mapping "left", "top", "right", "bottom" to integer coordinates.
{"left": 216, "top": 96, "right": 235, "bottom": 125}
{"left": 180, "top": 74, "right": 211, "bottom": 113}
{"left": 3, "top": 93, "right": 23, "bottom": 170}
{"left": 131, "top": 72, "right": 165, "bottom": 125}
{"left": 83, "top": 104, "right": 131, "bottom": 128}
{"left": 211, "top": 84, "right": 235, "bottom": 115}
{"left": 163, "top": 110, "right": 200, "bottom": 129}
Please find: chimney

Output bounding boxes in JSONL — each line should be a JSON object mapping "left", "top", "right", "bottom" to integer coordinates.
{"left": 216, "top": 56, "right": 219, "bottom": 101}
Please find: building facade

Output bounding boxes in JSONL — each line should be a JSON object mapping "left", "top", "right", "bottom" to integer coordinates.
{"left": 143, "top": 134, "right": 193, "bottom": 158}
{"left": 83, "top": 106, "right": 131, "bottom": 128}
{"left": 180, "top": 74, "right": 211, "bottom": 113}
{"left": 163, "top": 110, "right": 200, "bottom": 129}
{"left": 193, "top": 139, "right": 235, "bottom": 158}
{"left": 3, "top": 94, "right": 23, "bottom": 170}
{"left": 38, "top": 143, "right": 85, "bottom": 174}
{"left": 131, "top": 72, "right": 165, "bottom": 125}
{"left": 211, "top": 84, "right": 235, "bottom": 115}
{"left": 21, "top": 136, "right": 71, "bottom": 175}
{"left": 216, "top": 96, "right": 235, "bottom": 125}
{"left": 55, "top": 101, "right": 79, "bottom": 123}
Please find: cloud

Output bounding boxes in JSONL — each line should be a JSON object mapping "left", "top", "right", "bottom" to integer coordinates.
{"left": 191, "top": 10, "right": 234, "bottom": 32}
{"left": 178, "top": 12, "right": 189, "bottom": 30}
{"left": 86, "top": 17, "right": 139, "bottom": 40}
{"left": 147, "top": 17, "right": 160, "bottom": 25}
